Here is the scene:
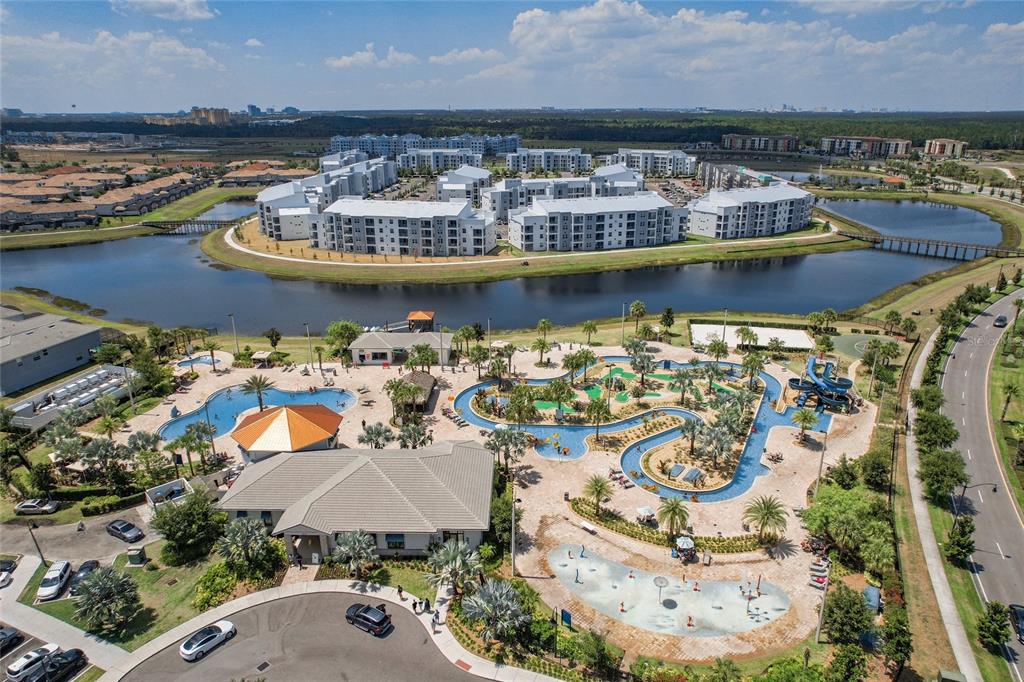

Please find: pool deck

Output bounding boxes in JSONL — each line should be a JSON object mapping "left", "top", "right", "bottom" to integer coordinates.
{"left": 109, "top": 341, "right": 875, "bottom": 663}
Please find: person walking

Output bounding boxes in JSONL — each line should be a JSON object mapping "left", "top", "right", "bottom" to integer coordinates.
{"left": 431, "top": 611, "right": 440, "bottom": 632}
{"left": 397, "top": 585, "right": 405, "bottom": 601}
{"left": 423, "top": 597, "right": 431, "bottom": 613}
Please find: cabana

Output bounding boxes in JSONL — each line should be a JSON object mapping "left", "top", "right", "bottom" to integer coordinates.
{"left": 250, "top": 351, "right": 272, "bottom": 368}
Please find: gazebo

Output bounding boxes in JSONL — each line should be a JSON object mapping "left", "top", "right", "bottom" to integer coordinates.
{"left": 398, "top": 370, "right": 437, "bottom": 413}
{"left": 230, "top": 404, "right": 342, "bottom": 462}
{"left": 406, "top": 310, "right": 435, "bottom": 332}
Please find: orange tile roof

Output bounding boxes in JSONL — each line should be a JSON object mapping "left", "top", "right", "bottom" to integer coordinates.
{"left": 230, "top": 404, "right": 342, "bottom": 452}
{"left": 406, "top": 310, "right": 435, "bottom": 321}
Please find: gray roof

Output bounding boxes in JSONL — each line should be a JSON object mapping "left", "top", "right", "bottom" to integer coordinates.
{"left": 350, "top": 331, "right": 452, "bottom": 352}
{"left": 219, "top": 440, "right": 493, "bottom": 535}
{"left": 0, "top": 311, "right": 101, "bottom": 359}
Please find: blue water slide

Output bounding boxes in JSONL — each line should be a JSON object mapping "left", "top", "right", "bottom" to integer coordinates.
{"left": 806, "top": 356, "right": 852, "bottom": 394}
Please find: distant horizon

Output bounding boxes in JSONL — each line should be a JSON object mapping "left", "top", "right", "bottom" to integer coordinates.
{"left": 6, "top": 108, "right": 1024, "bottom": 117}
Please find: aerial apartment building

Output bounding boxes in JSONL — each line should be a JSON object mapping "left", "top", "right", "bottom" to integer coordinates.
{"left": 436, "top": 166, "right": 493, "bottom": 204}
{"left": 329, "top": 133, "right": 521, "bottom": 158}
{"left": 601, "top": 148, "right": 697, "bottom": 176}
{"left": 924, "top": 138, "right": 968, "bottom": 158}
{"left": 507, "top": 192, "right": 684, "bottom": 253}
{"left": 397, "top": 149, "right": 483, "bottom": 173}
{"left": 686, "top": 184, "right": 813, "bottom": 239}
{"left": 316, "top": 199, "right": 495, "bottom": 257}
{"left": 699, "top": 162, "right": 779, "bottom": 190}
{"left": 482, "top": 164, "right": 644, "bottom": 221}
{"left": 505, "top": 148, "right": 593, "bottom": 174}
{"left": 820, "top": 136, "right": 910, "bottom": 158}
{"left": 720, "top": 134, "right": 800, "bottom": 153}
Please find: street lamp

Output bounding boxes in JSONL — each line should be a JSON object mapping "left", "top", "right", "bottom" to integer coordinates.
{"left": 28, "top": 522, "right": 44, "bottom": 562}
{"left": 303, "top": 322, "right": 313, "bottom": 371}
{"left": 228, "top": 313, "right": 240, "bottom": 355}
{"left": 951, "top": 482, "right": 998, "bottom": 531}
{"left": 813, "top": 429, "right": 829, "bottom": 499}
{"left": 510, "top": 496, "right": 522, "bottom": 576}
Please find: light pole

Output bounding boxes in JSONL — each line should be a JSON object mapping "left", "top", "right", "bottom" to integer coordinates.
{"left": 121, "top": 361, "right": 136, "bottom": 417}
{"left": 228, "top": 313, "right": 240, "bottom": 355}
{"left": 510, "top": 496, "right": 522, "bottom": 576}
{"left": 814, "top": 563, "right": 831, "bottom": 643}
{"left": 28, "top": 522, "right": 45, "bottom": 562}
{"left": 813, "top": 429, "right": 829, "bottom": 499}
{"left": 721, "top": 307, "right": 728, "bottom": 344}
{"left": 303, "top": 322, "right": 313, "bottom": 371}
{"left": 951, "top": 482, "right": 998, "bottom": 531}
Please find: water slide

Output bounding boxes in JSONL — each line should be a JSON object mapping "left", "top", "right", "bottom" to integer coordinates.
{"left": 786, "top": 356, "right": 852, "bottom": 412}
{"left": 808, "top": 357, "right": 853, "bottom": 393}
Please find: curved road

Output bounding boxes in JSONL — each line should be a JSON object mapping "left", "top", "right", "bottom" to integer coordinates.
{"left": 943, "top": 289, "right": 1024, "bottom": 681}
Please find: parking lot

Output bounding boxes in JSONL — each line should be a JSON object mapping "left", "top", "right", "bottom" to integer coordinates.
{"left": 122, "top": 593, "right": 479, "bottom": 682}
{"left": 0, "top": 626, "right": 98, "bottom": 681}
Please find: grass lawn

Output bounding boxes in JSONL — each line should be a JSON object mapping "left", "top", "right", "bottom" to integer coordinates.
{"left": 98, "top": 186, "right": 259, "bottom": 227}
{"left": 17, "top": 560, "right": 50, "bottom": 604}
{"left": 1, "top": 497, "right": 93, "bottom": 526}
{"left": 367, "top": 561, "right": 434, "bottom": 600}
{"left": 635, "top": 633, "right": 830, "bottom": 676}
{"left": 31, "top": 540, "right": 216, "bottom": 651}
{"left": 75, "top": 667, "right": 105, "bottom": 682}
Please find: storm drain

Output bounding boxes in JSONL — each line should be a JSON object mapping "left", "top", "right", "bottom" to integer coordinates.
{"left": 256, "top": 662, "right": 271, "bottom": 672}
{"left": 166, "top": 578, "right": 178, "bottom": 586}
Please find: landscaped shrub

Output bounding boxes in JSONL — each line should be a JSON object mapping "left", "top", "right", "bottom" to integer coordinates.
{"left": 81, "top": 492, "right": 145, "bottom": 516}
{"left": 192, "top": 562, "right": 238, "bottom": 611}
{"left": 52, "top": 485, "right": 112, "bottom": 501}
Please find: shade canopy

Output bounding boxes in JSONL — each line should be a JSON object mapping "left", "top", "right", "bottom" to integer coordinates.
{"left": 231, "top": 404, "right": 342, "bottom": 453}
{"left": 676, "top": 536, "right": 695, "bottom": 550}
{"left": 636, "top": 506, "right": 656, "bottom": 517}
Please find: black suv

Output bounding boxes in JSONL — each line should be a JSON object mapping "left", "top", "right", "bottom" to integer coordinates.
{"left": 0, "top": 627, "right": 23, "bottom": 654}
{"left": 345, "top": 603, "right": 391, "bottom": 636}
{"left": 38, "top": 649, "right": 88, "bottom": 682}
{"left": 1010, "top": 604, "right": 1024, "bottom": 644}
{"left": 69, "top": 561, "right": 100, "bottom": 596}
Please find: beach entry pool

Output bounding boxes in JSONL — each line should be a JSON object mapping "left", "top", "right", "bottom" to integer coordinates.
{"left": 158, "top": 386, "right": 354, "bottom": 441}
{"left": 548, "top": 545, "right": 790, "bottom": 637}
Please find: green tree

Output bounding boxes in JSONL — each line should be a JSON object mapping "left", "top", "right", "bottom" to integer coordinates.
{"left": 1000, "top": 382, "right": 1021, "bottom": 421}
{"left": 262, "top": 327, "right": 282, "bottom": 349}
{"left": 828, "top": 454, "right": 859, "bottom": 489}
{"left": 679, "top": 419, "right": 702, "bottom": 459}
{"left": 358, "top": 422, "right": 395, "bottom": 449}
{"left": 425, "top": 539, "right": 481, "bottom": 596}
{"left": 468, "top": 345, "right": 490, "bottom": 379}
{"left": 915, "top": 410, "right": 959, "bottom": 450}
{"left": 505, "top": 385, "right": 539, "bottom": 426}
{"left": 324, "top": 319, "right": 363, "bottom": 359}
{"left": 313, "top": 345, "right": 325, "bottom": 374}
{"left": 706, "top": 337, "right": 729, "bottom": 362}
{"left": 583, "top": 474, "right": 613, "bottom": 515}
{"left": 911, "top": 384, "right": 945, "bottom": 412}
{"left": 823, "top": 583, "right": 873, "bottom": 645}
{"left": 742, "top": 495, "right": 788, "bottom": 540}
{"left": 484, "top": 427, "right": 530, "bottom": 476}
{"left": 398, "top": 422, "right": 431, "bottom": 449}
{"left": 629, "top": 300, "right": 647, "bottom": 332}
{"left": 824, "top": 645, "right": 866, "bottom": 682}
{"left": 977, "top": 600, "right": 1010, "bottom": 651}
{"left": 74, "top": 567, "right": 141, "bottom": 632}
{"left": 28, "top": 462, "right": 56, "bottom": 496}
{"left": 918, "top": 448, "right": 969, "bottom": 504}
{"left": 585, "top": 397, "right": 612, "bottom": 441}
{"left": 536, "top": 318, "right": 553, "bottom": 341}
{"left": 792, "top": 408, "right": 819, "bottom": 440}
{"left": 705, "top": 657, "right": 742, "bottom": 682}
{"left": 242, "top": 374, "right": 275, "bottom": 411}
{"left": 659, "top": 307, "right": 675, "bottom": 332}
{"left": 531, "top": 337, "right": 552, "bottom": 365}
{"left": 216, "top": 517, "right": 282, "bottom": 579}
{"left": 575, "top": 629, "right": 621, "bottom": 681}
{"left": 815, "top": 334, "right": 835, "bottom": 355}
{"left": 945, "top": 515, "right": 976, "bottom": 564}
{"left": 742, "top": 351, "right": 766, "bottom": 388}
{"left": 200, "top": 339, "right": 220, "bottom": 367}
{"left": 656, "top": 498, "right": 688, "bottom": 537}
{"left": 766, "top": 337, "right": 786, "bottom": 359}
{"left": 150, "top": 488, "right": 227, "bottom": 565}
{"left": 881, "top": 605, "right": 913, "bottom": 679}
{"left": 544, "top": 378, "right": 575, "bottom": 413}
{"left": 462, "top": 578, "right": 532, "bottom": 645}
{"left": 754, "top": 657, "right": 824, "bottom": 681}
{"left": 735, "top": 325, "right": 758, "bottom": 352}
{"left": 857, "top": 448, "right": 891, "bottom": 491}
{"left": 575, "top": 348, "right": 598, "bottom": 383}
{"left": 93, "top": 343, "right": 125, "bottom": 365}
{"left": 331, "top": 529, "right": 377, "bottom": 580}
{"left": 668, "top": 369, "right": 694, "bottom": 406}
{"left": 581, "top": 320, "right": 598, "bottom": 345}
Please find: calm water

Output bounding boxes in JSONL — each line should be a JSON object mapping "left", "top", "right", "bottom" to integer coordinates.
{"left": 0, "top": 199, "right": 984, "bottom": 334}
{"left": 817, "top": 198, "right": 1003, "bottom": 245}
{"left": 775, "top": 171, "right": 881, "bottom": 186}
{"left": 194, "top": 200, "right": 255, "bottom": 221}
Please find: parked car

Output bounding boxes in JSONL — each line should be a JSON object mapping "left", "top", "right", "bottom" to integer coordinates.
{"left": 0, "top": 626, "right": 24, "bottom": 654}
{"left": 36, "top": 561, "right": 71, "bottom": 601}
{"left": 5, "top": 643, "right": 59, "bottom": 682}
{"left": 994, "top": 315, "right": 1008, "bottom": 328}
{"left": 105, "top": 519, "right": 144, "bottom": 543}
{"left": 34, "top": 648, "right": 88, "bottom": 682}
{"left": 1010, "top": 604, "right": 1024, "bottom": 644}
{"left": 345, "top": 603, "right": 392, "bottom": 636}
{"left": 178, "top": 620, "right": 235, "bottom": 661}
{"left": 0, "top": 558, "right": 17, "bottom": 573}
{"left": 69, "top": 560, "right": 100, "bottom": 596}
{"left": 0, "top": 571, "right": 12, "bottom": 589}
{"left": 14, "top": 499, "right": 58, "bottom": 515}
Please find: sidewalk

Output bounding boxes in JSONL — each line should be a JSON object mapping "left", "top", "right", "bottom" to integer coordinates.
{"left": 905, "top": 330, "right": 982, "bottom": 682}
{"left": 99, "top": 578, "right": 561, "bottom": 682}
{"left": 0, "top": 556, "right": 130, "bottom": 671}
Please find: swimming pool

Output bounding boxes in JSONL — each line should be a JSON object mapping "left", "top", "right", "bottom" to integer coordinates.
{"left": 158, "top": 386, "right": 354, "bottom": 441}
{"left": 452, "top": 356, "right": 830, "bottom": 502}
{"left": 177, "top": 356, "right": 220, "bottom": 368}
{"left": 548, "top": 544, "right": 789, "bottom": 637}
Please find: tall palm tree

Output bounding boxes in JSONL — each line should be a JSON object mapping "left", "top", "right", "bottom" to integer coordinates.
{"left": 1001, "top": 382, "right": 1021, "bottom": 421}
{"left": 398, "top": 422, "right": 430, "bottom": 449}
{"left": 669, "top": 369, "right": 693, "bottom": 406}
{"left": 484, "top": 428, "right": 529, "bottom": 476}
{"left": 582, "top": 320, "right": 598, "bottom": 345}
{"left": 425, "top": 539, "right": 481, "bottom": 596}
{"left": 313, "top": 345, "right": 325, "bottom": 374}
{"left": 242, "top": 374, "right": 275, "bottom": 412}
{"left": 742, "top": 495, "right": 788, "bottom": 540}
{"left": 531, "top": 337, "right": 552, "bottom": 365}
{"left": 95, "top": 415, "right": 120, "bottom": 440}
{"left": 583, "top": 474, "right": 612, "bottom": 516}
{"left": 742, "top": 351, "right": 766, "bottom": 388}
{"left": 561, "top": 351, "right": 582, "bottom": 386}
{"left": 575, "top": 348, "right": 597, "bottom": 383}
{"left": 792, "top": 408, "right": 819, "bottom": 441}
{"left": 656, "top": 498, "right": 689, "bottom": 537}
{"left": 632, "top": 353, "right": 657, "bottom": 388}
{"left": 544, "top": 378, "right": 575, "bottom": 413}
{"left": 766, "top": 337, "right": 785, "bottom": 359}
{"left": 585, "top": 397, "right": 612, "bottom": 441}
{"left": 331, "top": 529, "right": 377, "bottom": 580}
{"left": 679, "top": 419, "right": 702, "bottom": 458}
{"left": 165, "top": 436, "right": 193, "bottom": 477}
{"left": 201, "top": 339, "right": 220, "bottom": 368}
{"left": 383, "top": 378, "right": 410, "bottom": 421}
{"left": 358, "top": 422, "right": 395, "bottom": 449}
{"left": 537, "top": 318, "right": 553, "bottom": 341}
{"left": 185, "top": 421, "right": 216, "bottom": 468}
{"left": 629, "top": 300, "right": 647, "bottom": 332}
{"left": 703, "top": 362, "right": 725, "bottom": 392}
{"left": 703, "top": 425, "right": 733, "bottom": 468}
{"left": 706, "top": 337, "right": 729, "bottom": 362}
{"left": 462, "top": 578, "right": 531, "bottom": 645}
{"left": 487, "top": 357, "right": 508, "bottom": 383}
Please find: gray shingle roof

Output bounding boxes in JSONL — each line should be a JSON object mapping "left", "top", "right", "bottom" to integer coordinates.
{"left": 219, "top": 440, "right": 492, "bottom": 536}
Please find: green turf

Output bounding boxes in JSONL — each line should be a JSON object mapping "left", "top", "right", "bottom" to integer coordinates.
{"left": 712, "top": 382, "right": 735, "bottom": 394}
{"left": 644, "top": 392, "right": 662, "bottom": 398}
{"left": 607, "top": 367, "right": 637, "bottom": 380}
{"left": 615, "top": 391, "right": 630, "bottom": 402}
{"left": 650, "top": 373, "right": 674, "bottom": 381}
{"left": 533, "top": 400, "right": 575, "bottom": 414}
{"left": 584, "top": 385, "right": 603, "bottom": 400}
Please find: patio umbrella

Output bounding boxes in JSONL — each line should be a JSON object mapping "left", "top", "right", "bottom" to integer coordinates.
{"left": 636, "top": 506, "right": 656, "bottom": 517}
{"left": 676, "top": 536, "right": 695, "bottom": 550}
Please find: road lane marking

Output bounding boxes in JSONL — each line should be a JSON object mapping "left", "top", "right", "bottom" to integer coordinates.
{"left": 996, "top": 542, "right": 1005, "bottom": 558}
{"left": 962, "top": 391, "right": 965, "bottom": 400}
{"left": 978, "top": 490, "right": 984, "bottom": 504}
{"left": 962, "top": 416, "right": 966, "bottom": 426}
{"left": 964, "top": 369, "right": 969, "bottom": 377}
{"left": 967, "top": 449, "right": 972, "bottom": 460}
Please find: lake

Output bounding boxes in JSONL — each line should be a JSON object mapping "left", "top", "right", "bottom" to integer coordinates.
{"left": 193, "top": 200, "right": 256, "bottom": 222}
{"left": 817, "top": 198, "right": 1003, "bottom": 245}
{"left": 0, "top": 199, "right": 987, "bottom": 335}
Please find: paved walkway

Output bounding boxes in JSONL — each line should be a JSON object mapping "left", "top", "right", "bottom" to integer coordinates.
{"left": 0, "top": 556, "right": 129, "bottom": 670}
{"left": 99, "top": 579, "right": 559, "bottom": 682}
{"left": 904, "top": 330, "right": 983, "bottom": 682}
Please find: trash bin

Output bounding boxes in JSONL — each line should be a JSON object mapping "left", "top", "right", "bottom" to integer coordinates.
{"left": 564, "top": 492, "right": 570, "bottom": 501}
{"left": 311, "top": 552, "right": 320, "bottom": 565}
{"left": 127, "top": 546, "right": 147, "bottom": 566}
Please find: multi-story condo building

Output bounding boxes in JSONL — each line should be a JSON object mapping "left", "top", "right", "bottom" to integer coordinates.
{"left": 436, "top": 166, "right": 492, "bottom": 204}
{"left": 482, "top": 165, "right": 644, "bottom": 221}
{"left": 507, "top": 192, "right": 684, "bottom": 253}
{"left": 720, "top": 134, "right": 800, "bottom": 153}
{"left": 319, "top": 150, "right": 369, "bottom": 172}
{"left": 317, "top": 199, "right": 496, "bottom": 257}
{"left": 924, "top": 139, "right": 968, "bottom": 158}
{"left": 699, "top": 162, "right": 779, "bottom": 190}
{"left": 329, "top": 133, "right": 521, "bottom": 158}
{"left": 505, "top": 148, "right": 593, "bottom": 174}
{"left": 687, "top": 184, "right": 813, "bottom": 239}
{"left": 397, "top": 149, "right": 483, "bottom": 173}
{"left": 820, "top": 136, "right": 911, "bottom": 158}
{"left": 256, "top": 154, "right": 398, "bottom": 240}
{"left": 601, "top": 148, "right": 697, "bottom": 176}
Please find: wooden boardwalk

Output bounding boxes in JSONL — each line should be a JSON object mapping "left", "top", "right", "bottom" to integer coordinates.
{"left": 837, "top": 229, "right": 1024, "bottom": 260}
{"left": 140, "top": 218, "right": 244, "bottom": 235}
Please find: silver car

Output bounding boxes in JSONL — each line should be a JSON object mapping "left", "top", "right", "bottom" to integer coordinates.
{"left": 178, "top": 620, "right": 235, "bottom": 661}
{"left": 5, "top": 643, "right": 60, "bottom": 682}
{"left": 36, "top": 561, "right": 71, "bottom": 601}
{"left": 14, "top": 499, "right": 58, "bottom": 515}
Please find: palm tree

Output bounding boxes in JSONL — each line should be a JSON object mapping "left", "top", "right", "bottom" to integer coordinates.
{"left": 1001, "top": 382, "right": 1021, "bottom": 421}
{"left": 562, "top": 351, "right": 582, "bottom": 386}
{"left": 531, "top": 337, "right": 552, "bottom": 365}
{"left": 792, "top": 408, "right": 819, "bottom": 441}
{"left": 575, "top": 348, "right": 597, "bottom": 383}
{"left": 468, "top": 345, "right": 490, "bottom": 379}
{"left": 242, "top": 374, "right": 275, "bottom": 411}
{"left": 735, "top": 326, "right": 758, "bottom": 352}
{"left": 703, "top": 362, "right": 725, "bottom": 392}
{"left": 383, "top": 378, "right": 411, "bottom": 421}
{"left": 216, "top": 517, "right": 271, "bottom": 569}
{"left": 358, "top": 422, "right": 395, "bottom": 449}
{"left": 706, "top": 337, "right": 729, "bottom": 362}
{"left": 331, "top": 529, "right": 377, "bottom": 580}
{"left": 585, "top": 397, "right": 612, "bottom": 441}
{"left": 166, "top": 435, "right": 194, "bottom": 477}
{"left": 703, "top": 425, "right": 733, "bottom": 468}
{"left": 623, "top": 336, "right": 647, "bottom": 359}
{"left": 743, "top": 495, "right": 788, "bottom": 540}
{"left": 679, "top": 419, "right": 702, "bottom": 458}
{"left": 398, "top": 422, "right": 430, "bottom": 449}
{"left": 425, "top": 539, "right": 481, "bottom": 596}
{"left": 631, "top": 353, "right": 657, "bottom": 388}
{"left": 73, "top": 567, "right": 140, "bottom": 631}
{"left": 95, "top": 415, "right": 120, "bottom": 440}
{"left": 544, "top": 378, "right": 575, "bottom": 413}
{"left": 185, "top": 421, "right": 216, "bottom": 468}
{"left": 583, "top": 474, "right": 612, "bottom": 516}
{"left": 742, "top": 351, "right": 766, "bottom": 388}
{"left": 766, "top": 337, "right": 785, "bottom": 359}
{"left": 537, "top": 318, "right": 553, "bottom": 341}
{"left": 629, "top": 300, "right": 647, "bottom": 332}
{"left": 313, "top": 345, "right": 325, "bottom": 374}
{"left": 487, "top": 357, "right": 508, "bottom": 382}
{"left": 669, "top": 369, "right": 693, "bottom": 406}
{"left": 201, "top": 339, "right": 220, "bottom": 368}
{"left": 656, "top": 498, "right": 689, "bottom": 537}
{"left": 484, "top": 428, "right": 530, "bottom": 476}
{"left": 706, "top": 658, "right": 741, "bottom": 682}
{"left": 462, "top": 578, "right": 531, "bottom": 645}
{"left": 582, "top": 320, "right": 598, "bottom": 345}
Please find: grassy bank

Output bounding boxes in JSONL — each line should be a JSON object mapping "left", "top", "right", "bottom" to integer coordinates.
{"left": 98, "top": 186, "right": 259, "bottom": 227}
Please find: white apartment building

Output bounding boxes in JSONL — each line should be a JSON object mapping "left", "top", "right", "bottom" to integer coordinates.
{"left": 601, "top": 148, "right": 697, "bottom": 176}
{"left": 686, "top": 185, "right": 813, "bottom": 239}
{"left": 924, "top": 139, "right": 968, "bottom": 158}
{"left": 256, "top": 154, "right": 398, "bottom": 240}
{"left": 505, "top": 148, "right": 593, "bottom": 173}
{"left": 507, "top": 192, "right": 684, "bottom": 253}
{"left": 482, "top": 165, "right": 644, "bottom": 221}
{"left": 436, "top": 165, "right": 492, "bottom": 204}
{"left": 820, "top": 136, "right": 911, "bottom": 158}
{"left": 397, "top": 149, "right": 483, "bottom": 173}
{"left": 329, "top": 133, "right": 521, "bottom": 158}
{"left": 319, "top": 149, "right": 369, "bottom": 172}
{"left": 318, "top": 199, "right": 496, "bottom": 257}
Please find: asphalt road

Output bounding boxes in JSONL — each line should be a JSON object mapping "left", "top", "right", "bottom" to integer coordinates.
{"left": 121, "top": 593, "right": 481, "bottom": 682}
{"left": 0, "top": 507, "right": 151, "bottom": 564}
{"left": 943, "top": 290, "right": 1024, "bottom": 681}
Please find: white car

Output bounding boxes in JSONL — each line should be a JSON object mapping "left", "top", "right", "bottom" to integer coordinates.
{"left": 178, "top": 620, "right": 235, "bottom": 661}
{"left": 5, "top": 643, "right": 60, "bottom": 682}
{"left": 36, "top": 561, "right": 71, "bottom": 601}
{"left": 0, "top": 571, "right": 12, "bottom": 589}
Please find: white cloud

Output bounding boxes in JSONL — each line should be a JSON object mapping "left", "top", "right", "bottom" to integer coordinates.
{"left": 324, "top": 43, "right": 418, "bottom": 69}
{"left": 109, "top": 0, "right": 217, "bottom": 21}
{"left": 244, "top": 38, "right": 263, "bottom": 48}
{"left": 428, "top": 47, "right": 504, "bottom": 65}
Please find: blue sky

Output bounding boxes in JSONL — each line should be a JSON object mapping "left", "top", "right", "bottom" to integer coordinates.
{"left": 2, "top": 0, "right": 1022, "bottom": 113}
